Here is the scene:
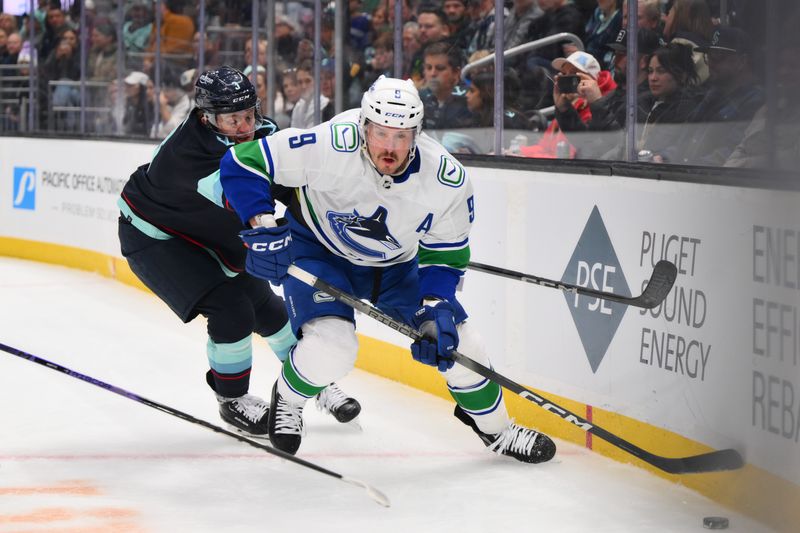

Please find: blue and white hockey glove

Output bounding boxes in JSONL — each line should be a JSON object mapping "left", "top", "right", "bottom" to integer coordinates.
{"left": 239, "top": 218, "right": 293, "bottom": 284}
{"left": 410, "top": 299, "right": 458, "bottom": 372}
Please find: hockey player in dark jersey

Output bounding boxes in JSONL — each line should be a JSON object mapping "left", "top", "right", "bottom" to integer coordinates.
{"left": 117, "top": 66, "right": 360, "bottom": 437}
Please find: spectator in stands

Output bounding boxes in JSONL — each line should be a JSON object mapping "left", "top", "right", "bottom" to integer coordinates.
{"left": 19, "top": 12, "right": 44, "bottom": 51}
{"left": 243, "top": 38, "right": 268, "bottom": 70}
{"left": 368, "top": 3, "right": 389, "bottom": 43}
{"left": 41, "top": 29, "right": 81, "bottom": 129}
{"left": 58, "top": 27, "right": 77, "bottom": 52}
{"left": 525, "top": 0, "right": 585, "bottom": 65}
{"left": 274, "top": 16, "right": 300, "bottom": 71}
{"left": 575, "top": 0, "right": 622, "bottom": 71}
{"left": 152, "top": 70, "right": 193, "bottom": 138}
{"left": 622, "top": 0, "right": 662, "bottom": 33}
{"left": 363, "top": 32, "right": 395, "bottom": 89}
{"left": 630, "top": 42, "right": 700, "bottom": 162}
{"left": 608, "top": 27, "right": 663, "bottom": 88}
{"left": 0, "top": 13, "right": 18, "bottom": 36}
{"left": 192, "top": 31, "right": 221, "bottom": 70}
{"left": 246, "top": 65, "right": 289, "bottom": 129}
{"left": 443, "top": 0, "right": 472, "bottom": 49}
{"left": 145, "top": 0, "right": 195, "bottom": 77}
{"left": 419, "top": 41, "right": 472, "bottom": 130}
{"left": 348, "top": 0, "right": 373, "bottom": 51}
{"left": 386, "top": 0, "right": 414, "bottom": 26}
{"left": 291, "top": 60, "right": 334, "bottom": 128}
{"left": 1, "top": 34, "right": 26, "bottom": 131}
{"left": 88, "top": 21, "right": 118, "bottom": 81}
{"left": 466, "top": 0, "right": 497, "bottom": 57}
{"left": 281, "top": 68, "right": 301, "bottom": 118}
{"left": 1, "top": 31, "right": 21, "bottom": 65}
{"left": 114, "top": 70, "right": 154, "bottom": 136}
{"left": 520, "top": 50, "right": 616, "bottom": 158}
{"left": 123, "top": 1, "right": 153, "bottom": 70}
{"left": 466, "top": 70, "right": 531, "bottom": 130}
{"left": 410, "top": 7, "right": 450, "bottom": 85}
{"left": 295, "top": 38, "right": 316, "bottom": 67}
{"left": 678, "top": 27, "right": 764, "bottom": 166}
{"left": 726, "top": 24, "right": 800, "bottom": 170}
{"left": 466, "top": 49, "right": 492, "bottom": 76}
{"left": 552, "top": 28, "right": 662, "bottom": 157}
{"left": 39, "top": 5, "right": 73, "bottom": 62}
{"left": 0, "top": 28, "right": 7, "bottom": 59}
{"left": 663, "top": 0, "right": 713, "bottom": 83}
{"left": 402, "top": 21, "right": 421, "bottom": 78}
{"left": 503, "top": 0, "right": 544, "bottom": 50}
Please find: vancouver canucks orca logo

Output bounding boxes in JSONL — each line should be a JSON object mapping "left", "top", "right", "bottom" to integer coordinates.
{"left": 326, "top": 206, "right": 401, "bottom": 259}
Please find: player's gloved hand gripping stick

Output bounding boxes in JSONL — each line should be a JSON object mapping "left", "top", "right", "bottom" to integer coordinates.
{"left": 239, "top": 214, "right": 294, "bottom": 284}
{"left": 410, "top": 300, "right": 458, "bottom": 372}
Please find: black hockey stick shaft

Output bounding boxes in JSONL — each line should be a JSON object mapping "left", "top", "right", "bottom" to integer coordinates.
{"left": 0, "top": 341, "right": 389, "bottom": 507}
{"left": 287, "top": 265, "right": 743, "bottom": 475}
{"left": 467, "top": 260, "right": 678, "bottom": 309}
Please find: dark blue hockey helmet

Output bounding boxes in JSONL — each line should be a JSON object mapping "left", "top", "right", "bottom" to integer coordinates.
{"left": 195, "top": 65, "right": 257, "bottom": 114}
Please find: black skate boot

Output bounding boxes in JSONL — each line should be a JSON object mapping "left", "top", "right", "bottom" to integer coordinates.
{"left": 217, "top": 394, "right": 270, "bottom": 437}
{"left": 267, "top": 381, "right": 305, "bottom": 455}
{"left": 315, "top": 383, "right": 361, "bottom": 423}
{"left": 454, "top": 405, "right": 556, "bottom": 464}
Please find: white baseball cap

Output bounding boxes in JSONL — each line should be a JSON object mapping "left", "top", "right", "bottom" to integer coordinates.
{"left": 551, "top": 51, "right": 601, "bottom": 79}
{"left": 124, "top": 71, "right": 149, "bottom": 86}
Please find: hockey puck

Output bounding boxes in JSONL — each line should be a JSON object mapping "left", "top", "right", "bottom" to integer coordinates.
{"left": 703, "top": 516, "right": 729, "bottom": 529}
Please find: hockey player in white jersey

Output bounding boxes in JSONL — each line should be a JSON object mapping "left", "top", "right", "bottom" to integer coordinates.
{"left": 219, "top": 76, "right": 556, "bottom": 463}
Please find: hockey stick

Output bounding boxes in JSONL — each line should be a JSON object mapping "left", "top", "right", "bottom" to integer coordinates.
{"left": 467, "top": 260, "right": 678, "bottom": 309}
{"left": 287, "top": 265, "right": 744, "bottom": 475}
{"left": 0, "top": 341, "right": 389, "bottom": 507}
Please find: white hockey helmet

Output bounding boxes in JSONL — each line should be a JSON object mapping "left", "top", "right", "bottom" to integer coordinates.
{"left": 360, "top": 75, "right": 424, "bottom": 132}
{"left": 360, "top": 76, "right": 424, "bottom": 172}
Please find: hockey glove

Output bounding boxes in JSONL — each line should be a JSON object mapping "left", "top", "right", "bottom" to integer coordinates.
{"left": 410, "top": 300, "right": 458, "bottom": 372}
{"left": 239, "top": 219, "right": 293, "bottom": 284}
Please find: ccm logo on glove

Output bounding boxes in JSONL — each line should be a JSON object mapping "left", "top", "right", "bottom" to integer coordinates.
{"left": 238, "top": 221, "right": 294, "bottom": 284}
{"left": 250, "top": 235, "right": 292, "bottom": 252}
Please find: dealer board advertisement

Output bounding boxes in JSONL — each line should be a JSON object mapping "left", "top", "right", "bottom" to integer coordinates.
{"left": 2, "top": 138, "right": 155, "bottom": 256}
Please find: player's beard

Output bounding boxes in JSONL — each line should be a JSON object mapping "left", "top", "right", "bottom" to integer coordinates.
{"left": 372, "top": 149, "right": 408, "bottom": 175}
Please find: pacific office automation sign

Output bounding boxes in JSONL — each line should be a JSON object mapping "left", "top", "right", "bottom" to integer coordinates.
{"left": 2, "top": 139, "right": 154, "bottom": 248}
{"left": 563, "top": 206, "right": 711, "bottom": 378}
{"left": 10, "top": 164, "right": 126, "bottom": 219}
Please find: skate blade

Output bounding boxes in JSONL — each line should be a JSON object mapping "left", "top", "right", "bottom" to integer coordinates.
{"left": 224, "top": 423, "right": 271, "bottom": 441}
{"left": 341, "top": 417, "right": 362, "bottom": 432}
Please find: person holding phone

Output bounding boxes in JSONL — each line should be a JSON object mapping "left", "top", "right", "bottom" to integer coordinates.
{"left": 519, "top": 51, "right": 617, "bottom": 159}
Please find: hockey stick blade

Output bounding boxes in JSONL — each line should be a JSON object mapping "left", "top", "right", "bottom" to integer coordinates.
{"left": 467, "top": 260, "right": 678, "bottom": 309}
{"left": 0, "top": 341, "right": 390, "bottom": 508}
{"left": 287, "top": 265, "right": 743, "bottom": 475}
{"left": 448, "top": 352, "right": 744, "bottom": 474}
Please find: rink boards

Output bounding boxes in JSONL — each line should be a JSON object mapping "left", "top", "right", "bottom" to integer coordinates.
{"left": 1, "top": 136, "right": 798, "bottom": 532}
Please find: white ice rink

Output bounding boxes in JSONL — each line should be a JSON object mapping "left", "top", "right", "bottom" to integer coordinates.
{"left": 0, "top": 257, "right": 772, "bottom": 532}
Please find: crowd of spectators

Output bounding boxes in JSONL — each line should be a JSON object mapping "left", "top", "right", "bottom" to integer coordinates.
{"left": 0, "top": 0, "right": 796, "bottom": 171}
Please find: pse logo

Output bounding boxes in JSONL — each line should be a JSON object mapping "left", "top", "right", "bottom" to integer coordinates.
{"left": 13, "top": 166, "right": 37, "bottom": 210}
{"left": 562, "top": 206, "right": 631, "bottom": 373}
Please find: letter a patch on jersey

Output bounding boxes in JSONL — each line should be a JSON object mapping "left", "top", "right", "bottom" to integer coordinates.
{"left": 437, "top": 155, "right": 465, "bottom": 188}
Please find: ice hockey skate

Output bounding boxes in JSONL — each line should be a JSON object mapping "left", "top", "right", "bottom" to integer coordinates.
{"left": 267, "top": 381, "right": 305, "bottom": 454}
{"left": 217, "top": 393, "right": 270, "bottom": 438}
{"left": 454, "top": 405, "right": 556, "bottom": 464}
{"left": 315, "top": 383, "right": 362, "bottom": 425}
